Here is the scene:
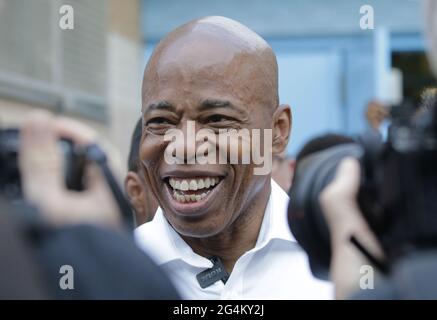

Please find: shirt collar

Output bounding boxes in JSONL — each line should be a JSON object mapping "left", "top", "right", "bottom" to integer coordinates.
{"left": 256, "top": 179, "right": 296, "bottom": 247}
{"left": 135, "top": 179, "right": 296, "bottom": 267}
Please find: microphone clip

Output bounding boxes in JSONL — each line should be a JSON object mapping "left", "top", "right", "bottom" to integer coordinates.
{"left": 196, "top": 256, "right": 229, "bottom": 289}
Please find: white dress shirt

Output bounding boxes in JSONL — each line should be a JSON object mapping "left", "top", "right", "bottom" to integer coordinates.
{"left": 135, "top": 180, "right": 333, "bottom": 299}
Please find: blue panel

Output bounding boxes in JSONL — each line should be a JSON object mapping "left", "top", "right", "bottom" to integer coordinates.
{"left": 270, "top": 36, "right": 376, "bottom": 140}
{"left": 276, "top": 51, "right": 342, "bottom": 156}
{"left": 345, "top": 49, "right": 375, "bottom": 134}
{"left": 391, "top": 33, "right": 425, "bottom": 52}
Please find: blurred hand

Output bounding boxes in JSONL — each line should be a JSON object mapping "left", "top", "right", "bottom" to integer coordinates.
{"left": 319, "top": 157, "right": 385, "bottom": 299}
{"left": 19, "top": 111, "right": 121, "bottom": 229}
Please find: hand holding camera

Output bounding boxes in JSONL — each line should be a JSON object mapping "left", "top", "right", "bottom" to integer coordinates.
{"left": 319, "top": 157, "right": 384, "bottom": 299}
{"left": 288, "top": 96, "right": 437, "bottom": 299}
{"left": 18, "top": 111, "right": 121, "bottom": 228}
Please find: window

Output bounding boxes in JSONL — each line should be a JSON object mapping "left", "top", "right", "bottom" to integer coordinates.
{"left": 0, "top": 0, "right": 108, "bottom": 121}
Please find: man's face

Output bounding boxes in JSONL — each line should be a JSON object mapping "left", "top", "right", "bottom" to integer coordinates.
{"left": 139, "top": 32, "right": 276, "bottom": 238}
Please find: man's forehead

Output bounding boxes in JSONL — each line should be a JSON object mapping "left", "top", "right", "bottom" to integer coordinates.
{"left": 142, "top": 16, "right": 279, "bottom": 109}
{"left": 156, "top": 32, "right": 244, "bottom": 74}
{"left": 147, "top": 16, "right": 274, "bottom": 76}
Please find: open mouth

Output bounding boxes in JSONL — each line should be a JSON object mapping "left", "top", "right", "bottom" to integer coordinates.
{"left": 165, "top": 177, "right": 222, "bottom": 203}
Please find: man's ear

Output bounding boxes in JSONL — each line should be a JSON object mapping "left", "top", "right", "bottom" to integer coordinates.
{"left": 124, "top": 172, "right": 146, "bottom": 218}
{"left": 272, "top": 104, "right": 292, "bottom": 154}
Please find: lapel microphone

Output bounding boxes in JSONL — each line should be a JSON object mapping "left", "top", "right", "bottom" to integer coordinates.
{"left": 196, "top": 256, "right": 229, "bottom": 289}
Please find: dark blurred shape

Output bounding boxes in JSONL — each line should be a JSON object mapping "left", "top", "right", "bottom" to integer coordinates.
{"left": 352, "top": 250, "right": 437, "bottom": 299}
{"left": 289, "top": 133, "right": 357, "bottom": 279}
{"left": 295, "top": 134, "right": 356, "bottom": 163}
{"left": 288, "top": 98, "right": 437, "bottom": 281}
{"left": 392, "top": 52, "right": 437, "bottom": 105}
{"left": 0, "top": 128, "right": 135, "bottom": 229}
{"left": 0, "top": 198, "right": 180, "bottom": 299}
{"left": 0, "top": 129, "right": 85, "bottom": 200}
{"left": 0, "top": 200, "right": 48, "bottom": 299}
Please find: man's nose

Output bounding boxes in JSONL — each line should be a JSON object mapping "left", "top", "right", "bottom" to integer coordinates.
{"left": 169, "top": 120, "right": 198, "bottom": 164}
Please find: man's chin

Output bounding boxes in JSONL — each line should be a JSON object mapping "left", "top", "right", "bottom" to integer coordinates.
{"left": 169, "top": 220, "right": 227, "bottom": 239}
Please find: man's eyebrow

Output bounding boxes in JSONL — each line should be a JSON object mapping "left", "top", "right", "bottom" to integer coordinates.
{"left": 144, "top": 101, "right": 176, "bottom": 113}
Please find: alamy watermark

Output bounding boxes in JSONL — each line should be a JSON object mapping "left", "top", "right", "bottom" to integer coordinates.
{"left": 161, "top": 121, "right": 273, "bottom": 175}
{"left": 360, "top": 5, "right": 374, "bottom": 30}
{"left": 359, "top": 265, "right": 375, "bottom": 290}
{"left": 59, "top": 5, "right": 74, "bottom": 30}
{"left": 59, "top": 265, "right": 74, "bottom": 290}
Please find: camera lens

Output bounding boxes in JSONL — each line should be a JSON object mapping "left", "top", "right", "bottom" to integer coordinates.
{"left": 287, "top": 143, "right": 363, "bottom": 280}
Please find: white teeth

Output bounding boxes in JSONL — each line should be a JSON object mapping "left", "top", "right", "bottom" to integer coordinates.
{"left": 169, "top": 176, "right": 221, "bottom": 203}
{"left": 180, "top": 180, "right": 189, "bottom": 191}
{"left": 204, "top": 178, "right": 211, "bottom": 188}
{"left": 175, "top": 180, "right": 181, "bottom": 190}
{"left": 169, "top": 177, "right": 220, "bottom": 191}
{"left": 189, "top": 179, "right": 198, "bottom": 191}
{"left": 172, "top": 190, "right": 211, "bottom": 203}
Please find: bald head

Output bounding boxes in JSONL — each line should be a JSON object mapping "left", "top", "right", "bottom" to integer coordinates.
{"left": 142, "top": 16, "right": 279, "bottom": 112}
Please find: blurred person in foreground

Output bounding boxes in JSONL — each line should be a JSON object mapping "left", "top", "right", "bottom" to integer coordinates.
{"left": 135, "top": 16, "right": 332, "bottom": 299}
{"left": 317, "top": 92, "right": 437, "bottom": 300}
{"left": 0, "top": 111, "right": 179, "bottom": 299}
{"left": 317, "top": 0, "right": 437, "bottom": 298}
{"left": 125, "top": 119, "right": 159, "bottom": 226}
{"left": 295, "top": 134, "right": 356, "bottom": 164}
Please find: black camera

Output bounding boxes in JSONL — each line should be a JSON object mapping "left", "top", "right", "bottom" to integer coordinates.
{"left": 0, "top": 128, "right": 86, "bottom": 200}
{"left": 288, "top": 99, "right": 437, "bottom": 280}
{"left": 0, "top": 127, "right": 134, "bottom": 229}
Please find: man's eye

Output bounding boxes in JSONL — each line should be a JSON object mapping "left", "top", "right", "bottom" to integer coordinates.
{"left": 146, "top": 117, "right": 171, "bottom": 125}
{"left": 205, "top": 115, "right": 233, "bottom": 123}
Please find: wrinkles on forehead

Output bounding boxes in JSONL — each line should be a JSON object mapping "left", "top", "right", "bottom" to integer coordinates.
{"left": 142, "top": 16, "right": 278, "bottom": 113}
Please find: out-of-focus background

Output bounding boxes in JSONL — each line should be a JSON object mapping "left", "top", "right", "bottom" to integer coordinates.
{"left": 0, "top": 0, "right": 435, "bottom": 165}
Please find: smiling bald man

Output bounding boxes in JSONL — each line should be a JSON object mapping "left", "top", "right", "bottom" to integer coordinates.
{"left": 134, "top": 16, "right": 332, "bottom": 299}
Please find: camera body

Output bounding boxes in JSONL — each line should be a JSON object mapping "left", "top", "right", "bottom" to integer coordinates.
{"left": 0, "top": 127, "right": 135, "bottom": 229}
{"left": 0, "top": 128, "right": 86, "bottom": 200}
{"left": 288, "top": 100, "right": 437, "bottom": 280}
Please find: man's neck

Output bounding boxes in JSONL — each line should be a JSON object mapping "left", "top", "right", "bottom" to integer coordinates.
{"left": 181, "top": 181, "right": 271, "bottom": 274}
